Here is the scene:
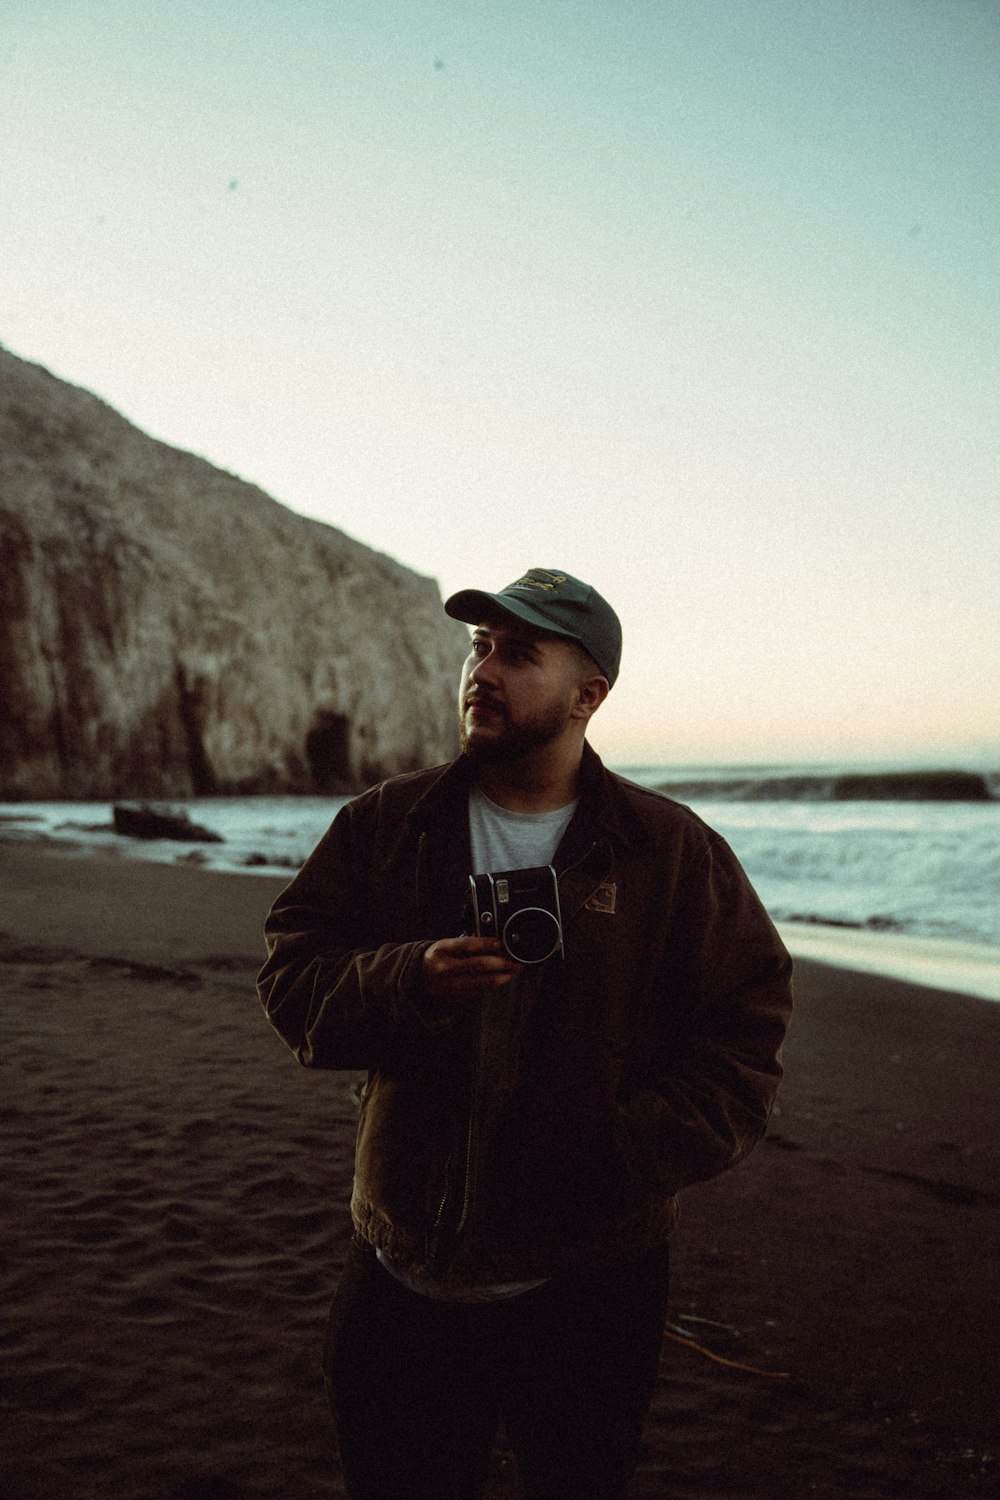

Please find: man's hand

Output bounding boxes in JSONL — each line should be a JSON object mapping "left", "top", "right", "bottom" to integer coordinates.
{"left": 421, "top": 936, "right": 520, "bottom": 1009}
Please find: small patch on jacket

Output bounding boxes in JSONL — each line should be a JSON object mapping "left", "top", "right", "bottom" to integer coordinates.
{"left": 585, "top": 882, "right": 617, "bottom": 914}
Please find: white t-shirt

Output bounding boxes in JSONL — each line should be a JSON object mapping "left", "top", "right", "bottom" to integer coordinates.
{"left": 468, "top": 785, "right": 578, "bottom": 876}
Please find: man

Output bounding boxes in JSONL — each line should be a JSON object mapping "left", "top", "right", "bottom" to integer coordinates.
{"left": 258, "top": 567, "right": 792, "bottom": 1500}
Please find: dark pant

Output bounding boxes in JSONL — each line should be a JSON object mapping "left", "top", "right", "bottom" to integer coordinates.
{"left": 323, "top": 1236, "right": 670, "bottom": 1500}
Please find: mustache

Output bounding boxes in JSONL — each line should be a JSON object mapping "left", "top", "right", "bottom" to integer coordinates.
{"left": 464, "top": 692, "right": 505, "bottom": 714}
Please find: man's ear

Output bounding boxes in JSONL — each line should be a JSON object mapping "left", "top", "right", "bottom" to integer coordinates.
{"left": 571, "top": 674, "right": 610, "bottom": 721}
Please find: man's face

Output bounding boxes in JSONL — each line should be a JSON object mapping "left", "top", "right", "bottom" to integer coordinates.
{"left": 458, "top": 619, "right": 584, "bottom": 764}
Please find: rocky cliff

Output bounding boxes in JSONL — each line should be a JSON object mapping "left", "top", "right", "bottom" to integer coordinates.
{"left": 0, "top": 346, "right": 468, "bottom": 798}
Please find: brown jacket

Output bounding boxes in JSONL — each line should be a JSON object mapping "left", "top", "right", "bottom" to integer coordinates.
{"left": 258, "top": 745, "right": 792, "bottom": 1286}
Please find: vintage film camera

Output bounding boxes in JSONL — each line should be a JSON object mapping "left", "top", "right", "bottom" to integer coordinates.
{"left": 468, "top": 865, "right": 564, "bottom": 965}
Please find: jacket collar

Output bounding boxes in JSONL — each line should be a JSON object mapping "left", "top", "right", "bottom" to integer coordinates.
{"left": 403, "top": 754, "right": 476, "bottom": 832}
{"left": 574, "top": 742, "right": 653, "bottom": 854}
{"left": 404, "top": 741, "right": 652, "bottom": 855}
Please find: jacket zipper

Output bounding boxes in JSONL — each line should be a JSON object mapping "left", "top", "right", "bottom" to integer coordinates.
{"left": 429, "top": 1003, "right": 482, "bottom": 1255}
{"left": 429, "top": 838, "right": 601, "bottom": 1260}
{"left": 455, "top": 1062, "right": 479, "bottom": 1236}
{"left": 427, "top": 1063, "right": 479, "bottom": 1257}
{"left": 415, "top": 832, "right": 428, "bottom": 930}
{"left": 428, "top": 1154, "right": 453, "bottom": 1263}
{"left": 556, "top": 839, "right": 599, "bottom": 903}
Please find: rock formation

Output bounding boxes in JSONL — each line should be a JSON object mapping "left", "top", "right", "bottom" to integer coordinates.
{"left": 0, "top": 345, "right": 469, "bottom": 798}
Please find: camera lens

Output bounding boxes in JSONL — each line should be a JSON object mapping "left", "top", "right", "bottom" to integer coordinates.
{"left": 502, "top": 907, "right": 561, "bottom": 964}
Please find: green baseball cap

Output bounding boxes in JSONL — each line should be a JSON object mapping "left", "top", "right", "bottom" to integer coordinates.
{"left": 444, "top": 568, "right": 622, "bottom": 687}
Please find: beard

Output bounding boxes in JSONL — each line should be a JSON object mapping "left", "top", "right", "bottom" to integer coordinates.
{"left": 459, "top": 698, "right": 570, "bottom": 764}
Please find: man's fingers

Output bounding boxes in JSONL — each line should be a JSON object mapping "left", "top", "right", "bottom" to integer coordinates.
{"left": 444, "top": 936, "right": 504, "bottom": 961}
{"left": 427, "top": 936, "right": 516, "bottom": 971}
{"left": 443, "top": 955, "right": 519, "bottom": 982}
{"left": 421, "top": 935, "right": 520, "bottom": 1004}
{"left": 461, "top": 951, "right": 517, "bottom": 971}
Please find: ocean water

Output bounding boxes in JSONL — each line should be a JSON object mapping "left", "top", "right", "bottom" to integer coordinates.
{"left": 3, "top": 762, "right": 999, "bottom": 996}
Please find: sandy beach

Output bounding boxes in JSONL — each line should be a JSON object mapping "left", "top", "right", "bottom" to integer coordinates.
{"left": 2, "top": 842, "right": 998, "bottom": 1499}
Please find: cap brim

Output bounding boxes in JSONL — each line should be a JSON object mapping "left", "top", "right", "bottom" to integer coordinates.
{"left": 444, "top": 589, "right": 579, "bottom": 641}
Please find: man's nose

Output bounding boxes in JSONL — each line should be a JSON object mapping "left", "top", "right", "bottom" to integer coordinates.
{"left": 468, "top": 651, "right": 497, "bottom": 686}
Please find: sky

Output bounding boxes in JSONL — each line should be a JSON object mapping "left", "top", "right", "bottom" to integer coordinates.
{"left": 3, "top": 0, "right": 998, "bottom": 767}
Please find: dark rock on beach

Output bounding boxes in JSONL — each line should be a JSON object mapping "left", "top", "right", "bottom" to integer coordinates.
{"left": 0, "top": 345, "right": 468, "bottom": 800}
{"left": 112, "top": 804, "right": 224, "bottom": 842}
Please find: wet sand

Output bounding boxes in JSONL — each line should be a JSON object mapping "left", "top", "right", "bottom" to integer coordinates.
{"left": 2, "top": 843, "right": 998, "bottom": 1498}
